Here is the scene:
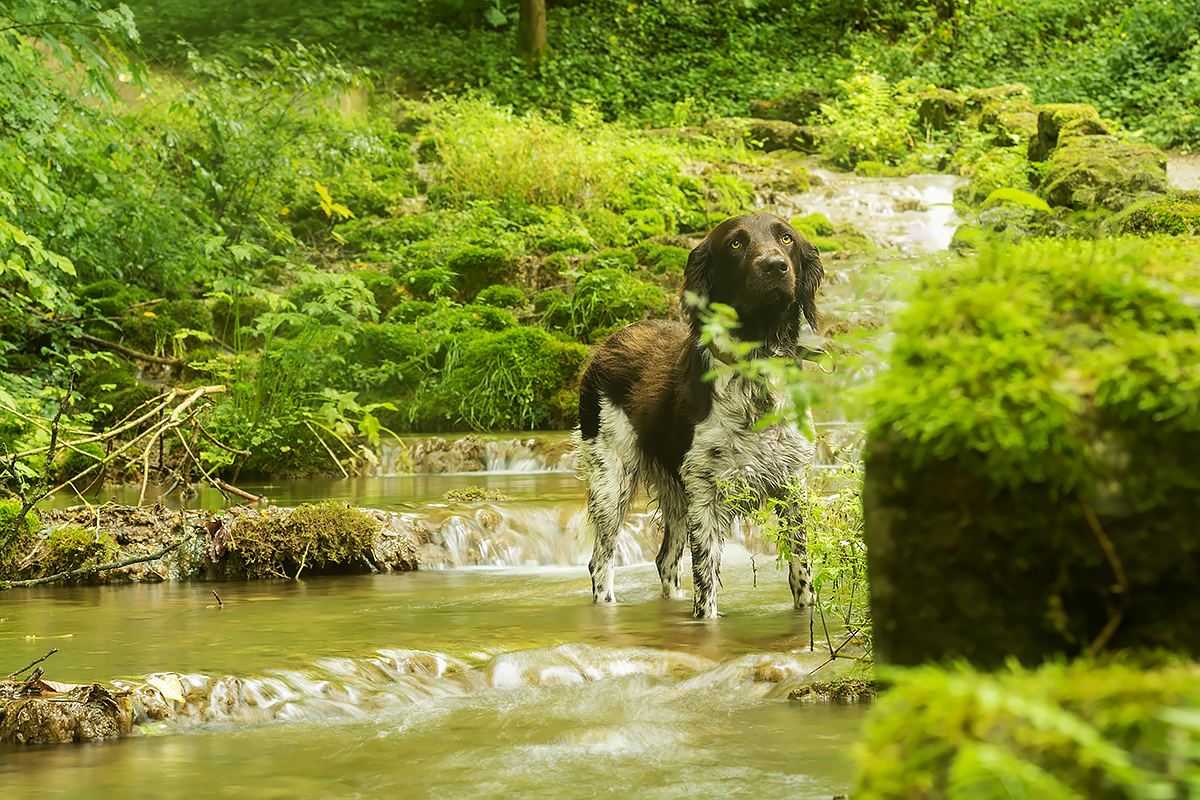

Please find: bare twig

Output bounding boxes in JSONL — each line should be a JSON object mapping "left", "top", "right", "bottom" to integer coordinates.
{"left": 1082, "top": 499, "right": 1130, "bottom": 656}
{"left": 211, "top": 590, "right": 223, "bottom": 608}
{"left": 4, "top": 648, "right": 59, "bottom": 680}
{"left": 78, "top": 332, "right": 184, "bottom": 368}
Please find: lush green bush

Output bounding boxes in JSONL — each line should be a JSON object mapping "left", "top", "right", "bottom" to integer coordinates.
{"left": 541, "top": 269, "right": 668, "bottom": 343}
{"left": 854, "top": 658, "right": 1200, "bottom": 798}
{"left": 229, "top": 502, "right": 377, "bottom": 578}
{"left": 427, "top": 327, "right": 589, "bottom": 431}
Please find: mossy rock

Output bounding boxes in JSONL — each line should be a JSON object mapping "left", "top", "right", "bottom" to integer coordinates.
{"left": 750, "top": 87, "right": 825, "bottom": 125}
{"left": 1028, "top": 103, "right": 1101, "bottom": 163}
{"left": 339, "top": 215, "right": 436, "bottom": 254}
{"left": 863, "top": 239, "right": 1200, "bottom": 667}
{"left": 916, "top": 87, "right": 964, "bottom": 132}
{"left": 762, "top": 167, "right": 813, "bottom": 194}
{"left": 37, "top": 526, "right": 119, "bottom": 578}
{"left": 622, "top": 209, "right": 668, "bottom": 241}
{"left": 954, "top": 146, "right": 1034, "bottom": 207}
{"left": 78, "top": 367, "right": 159, "bottom": 428}
{"left": 701, "top": 117, "right": 818, "bottom": 153}
{"left": 853, "top": 658, "right": 1200, "bottom": 798}
{"left": 540, "top": 268, "right": 668, "bottom": 343}
{"left": 1122, "top": 191, "right": 1200, "bottom": 236}
{"left": 358, "top": 269, "right": 403, "bottom": 318}
{"left": 78, "top": 280, "right": 150, "bottom": 318}
{"left": 228, "top": 503, "right": 379, "bottom": 578}
{"left": 632, "top": 241, "right": 690, "bottom": 274}
{"left": 978, "top": 99, "right": 1038, "bottom": 148}
{"left": 789, "top": 213, "right": 869, "bottom": 252}
{"left": 853, "top": 161, "right": 905, "bottom": 178}
{"left": 1040, "top": 132, "right": 1168, "bottom": 211}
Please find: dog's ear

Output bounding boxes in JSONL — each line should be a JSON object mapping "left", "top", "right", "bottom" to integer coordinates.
{"left": 793, "top": 235, "right": 824, "bottom": 333}
{"left": 681, "top": 237, "right": 713, "bottom": 335}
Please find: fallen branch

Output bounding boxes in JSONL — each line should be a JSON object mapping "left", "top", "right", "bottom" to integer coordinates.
{"left": 1082, "top": 499, "right": 1130, "bottom": 656}
{"left": 213, "top": 477, "right": 269, "bottom": 504}
{"left": 1, "top": 535, "right": 191, "bottom": 590}
{"left": 4, "top": 648, "right": 58, "bottom": 680}
{"left": 78, "top": 332, "right": 184, "bottom": 368}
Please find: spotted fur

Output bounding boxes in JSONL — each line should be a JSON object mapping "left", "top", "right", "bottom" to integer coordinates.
{"left": 576, "top": 213, "right": 824, "bottom": 618}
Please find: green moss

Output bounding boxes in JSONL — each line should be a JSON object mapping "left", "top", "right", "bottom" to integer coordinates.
{"left": 1122, "top": 192, "right": 1200, "bottom": 237}
{"left": 790, "top": 213, "right": 836, "bottom": 238}
{"left": 632, "top": 242, "right": 690, "bottom": 274}
{"left": 443, "top": 486, "right": 511, "bottom": 502}
{"left": 358, "top": 269, "right": 403, "bottom": 318}
{"left": 763, "top": 167, "right": 813, "bottom": 193}
{"left": 38, "top": 526, "right": 119, "bottom": 577}
{"left": 790, "top": 213, "right": 869, "bottom": 253}
{"left": 622, "top": 208, "right": 668, "bottom": 241}
{"left": 582, "top": 249, "right": 637, "bottom": 272}
{"left": 78, "top": 279, "right": 151, "bottom": 318}
{"left": 955, "top": 145, "right": 1033, "bottom": 206}
{"left": 78, "top": 367, "right": 159, "bottom": 428}
{"left": 474, "top": 285, "right": 525, "bottom": 309}
{"left": 339, "top": 215, "right": 436, "bottom": 254}
{"left": 0, "top": 498, "right": 38, "bottom": 575}
{"left": 866, "top": 238, "right": 1200, "bottom": 501}
{"left": 445, "top": 245, "right": 518, "bottom": 300}
{"left": 853, "top": 658, "right": 1200, "bottom": 798}
{"left": 853, "top": 160, "right": 906, "bottom": 177}
{"left": 386, "top": 299, "right": 437, "bottom": 324}
{"left": 229, "top": 503, "right": 378, "bottom": 579}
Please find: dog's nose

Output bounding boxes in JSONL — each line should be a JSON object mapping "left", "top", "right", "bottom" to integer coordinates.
{"left": 761, "top": 254, "right": 789, "bottom": 275}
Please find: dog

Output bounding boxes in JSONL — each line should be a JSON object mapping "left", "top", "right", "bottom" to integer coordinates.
{"left": 576, "top": 212, "right": 824, "bottom": 618}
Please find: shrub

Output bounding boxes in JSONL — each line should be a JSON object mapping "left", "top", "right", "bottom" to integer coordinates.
{"left": 433, "top": 327, "right": 589, "bottom": 430}
{"left": 541, "top": 269, "right": 669, "bottom": 343}
{"left": 820, "top": 73, "right": 918, "bottom": 169}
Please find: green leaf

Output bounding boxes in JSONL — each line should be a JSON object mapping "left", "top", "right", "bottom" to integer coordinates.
{"left": 983, "top": 187, "right": 1052, "bottom": 212}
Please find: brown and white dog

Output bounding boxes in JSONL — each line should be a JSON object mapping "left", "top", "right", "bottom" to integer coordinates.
{"left": 576, "top": 212, "right": 824, "bottom": 618}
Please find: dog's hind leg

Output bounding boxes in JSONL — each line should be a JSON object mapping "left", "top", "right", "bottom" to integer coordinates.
{"left": 584, "top": 452, "right": 639, "bottom": 605}
{"left": 653, "top": 478, "right": 688, "bottom": 599}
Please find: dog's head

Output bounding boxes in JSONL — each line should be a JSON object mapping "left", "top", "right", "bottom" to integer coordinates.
{"left": 682, "top": 212, "right": 823, "bottom": 357}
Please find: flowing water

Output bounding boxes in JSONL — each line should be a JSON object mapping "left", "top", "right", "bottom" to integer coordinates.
{"left": 5, "top": 468, "right": 868, "bottom": 798}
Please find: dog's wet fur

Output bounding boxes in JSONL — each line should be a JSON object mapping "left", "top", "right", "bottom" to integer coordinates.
{"left": 576, "top": 213, "right": 824, "bottom": 618}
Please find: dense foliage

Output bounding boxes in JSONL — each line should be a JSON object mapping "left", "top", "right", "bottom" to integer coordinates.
{"left": 119, "top": 0, "right": 1200, "bottom": 146}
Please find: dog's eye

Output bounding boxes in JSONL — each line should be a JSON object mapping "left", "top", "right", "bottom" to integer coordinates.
{"left": 730, "top": 240, "right": 742, "bottom": 249}
{"left": 781, "top": 233, "right": 794, "bottom": 244}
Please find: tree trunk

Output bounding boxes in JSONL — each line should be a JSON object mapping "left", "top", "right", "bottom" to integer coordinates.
{"left": 517, "top": 0, "right": 548, "bottom": 63}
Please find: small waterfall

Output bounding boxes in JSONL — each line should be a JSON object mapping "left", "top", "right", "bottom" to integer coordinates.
{"left": 375, "top": 435, "right": 577, "bottom": 476}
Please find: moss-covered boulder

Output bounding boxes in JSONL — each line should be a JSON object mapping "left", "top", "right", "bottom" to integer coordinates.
{"left": 853, "top": 659, "right": 1200, "bottom": 798}
{"left": 749, "top": 87, "right": 825, "bottom": 125}
{"left": 916, "top": 88, "right": 964, "bottom": 132}
{"left": 446, "top": 245, "right": 518, "bottom": 301}
{"left": 978, "top": 98, "right": 1038, "bottom": 148}
{"left": 1122, "top": 191, "right": 1200, "bottom": 236}
{"left": 863, "top": 239, "right": 1200, "bottom": 667}
{"left": 701, "top": 118, "right": 820, "bottom": 153}
{"left": 1039, "top": 131, "right": 1168, "bottom": 211}
{"left": 1028, "top": 103, "right": 1101, "bottom": 163}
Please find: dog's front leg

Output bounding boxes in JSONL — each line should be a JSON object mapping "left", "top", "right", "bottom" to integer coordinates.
{"left": 779, "top": 497, "right": 813, "bottom": 610}
{"left": 687, "top": 493, "right": 728, "bottom": 618}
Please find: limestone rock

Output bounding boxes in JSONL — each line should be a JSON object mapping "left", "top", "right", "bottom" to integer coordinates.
{"left": 1028, "top": 103, "right": 1101, "bottom": 162}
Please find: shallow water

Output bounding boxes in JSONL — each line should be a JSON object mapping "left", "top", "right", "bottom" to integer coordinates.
{"left": 1, "top": 565, "right": 865, "bottom": 798}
